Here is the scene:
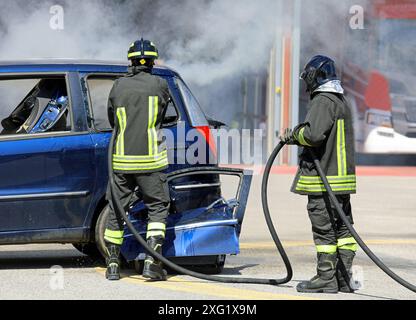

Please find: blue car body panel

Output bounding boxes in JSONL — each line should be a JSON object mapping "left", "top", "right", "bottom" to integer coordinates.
{"left": 122, "top": 204, "right": 240, "bottom": 262}
{"left": 0, "top": 60, "right": 252, "bottom": 263}
{"left": 121, "top": 167, "right": 252, "bottom": 262}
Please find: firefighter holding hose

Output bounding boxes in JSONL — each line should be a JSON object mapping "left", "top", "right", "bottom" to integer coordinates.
{"left": 281, "top": 55, "right": 358, "bottom": 294}
{"left": 104, "top": 39, "right": 171, "bottom": 281}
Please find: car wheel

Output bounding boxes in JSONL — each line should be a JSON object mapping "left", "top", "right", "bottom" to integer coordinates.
{"left": 134, "top": 260, "right": 144, "bottom": 274}
{"left": 199, "top": 255, "right": 226, "bottom": 275}
{"left": 72, "top": 243, "right": 102, "bottom": 259}
{"left": 72, "top": 205, "right": 110, "bottom": 261}
{"left": 95, "top": 205, "right": 111, "bottom": 259}
{"left": 164, "top": 255, "right": 226, "bottom": 275}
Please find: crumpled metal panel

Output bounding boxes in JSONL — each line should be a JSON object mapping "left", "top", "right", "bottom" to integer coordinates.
{"left": 121, "top": 167, "right": 252, "bottom": 262}
{"left": 121, "top": 204, "right": 240, "bottom": 262}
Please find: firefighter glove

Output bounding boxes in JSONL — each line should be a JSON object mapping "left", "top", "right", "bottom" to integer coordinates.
{"left": 280, "top": 128, "right": 297, "bottom": 145}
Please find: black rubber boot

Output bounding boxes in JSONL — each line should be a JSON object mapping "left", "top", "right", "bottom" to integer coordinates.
{"left": 142, "top": 236, "right": 167, "bottom": 281}
{"left": 297, "top": 253, "right": 339, "bottom": 294}
{"left": 337, "top": 249, "right": 356, "bottom": 293}
{"left": 105, "top": 242, "right": 121, "bottom": 281}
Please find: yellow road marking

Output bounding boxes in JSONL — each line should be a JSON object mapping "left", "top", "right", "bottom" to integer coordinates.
{"left": 95, "top": 239, "right": 415, "bottom": 299}
{"left": 240, "top": 239, "right": 416, "bottom": 250}
{"left": 95, "top": 239, "right": 416, "bottom": 299}
{"left": 95, "top": 268, "right": 317, "bottom": 300}
{"left": 240, "top": 241, "right": 313, "bottom": 249}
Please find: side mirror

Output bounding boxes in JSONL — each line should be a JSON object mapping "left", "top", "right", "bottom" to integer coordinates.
{"left": 207, "top": 117, "right": 228, "bottom": 129}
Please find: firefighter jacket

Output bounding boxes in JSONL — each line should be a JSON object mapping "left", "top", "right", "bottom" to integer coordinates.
{"left": 291, "top": 92, "right": 356, "bottom": 195}
{"left": 107, "top": 66, "right": 170, "bottom": 174}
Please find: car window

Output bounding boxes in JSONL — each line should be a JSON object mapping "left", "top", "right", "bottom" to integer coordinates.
{"left": 176, "top": 78, "right": 208, "bottom": 127}
{"left": 0, "top": 77, "right": 71, "bottom": 136}
{"left": 86, "top": 77, "right": 115, "bottom": 131}
{"left": 162, "top": 99, "right": 179, "bottom": 127}
{"left": 87, "top": 76, "right": 179, "bottom": 130}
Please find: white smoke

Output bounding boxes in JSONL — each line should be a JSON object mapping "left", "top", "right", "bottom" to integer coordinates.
{"left": 300, "top": 0, "right": 370, "bottom": 70}
{"left": 0, "top": 0, "right": 280, "bottom": 123}
{"left": 0, "top": 0, "right": 132, "bottom": 59}
{"left": 164, "top": 0, "right": 279, "bottom": 85}
{"left": 3, "top": 0, "right": 411, "bottom": 122}
{"left": 0, "top": 0, "right": 278, "bottom": 86}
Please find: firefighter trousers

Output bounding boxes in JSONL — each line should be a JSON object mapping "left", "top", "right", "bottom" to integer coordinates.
{"left": 307, "top": 195, "right": 358, "bottom": 254}
{"left": 104, "top": 172, "right": 170, "bottom": 245}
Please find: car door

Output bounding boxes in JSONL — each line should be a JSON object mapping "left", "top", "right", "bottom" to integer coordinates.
{"left": 0, "top": 135, "right": 49, "bottom": 233}
{"left": 0, "top": 73, "right": 95, "bottom": 243}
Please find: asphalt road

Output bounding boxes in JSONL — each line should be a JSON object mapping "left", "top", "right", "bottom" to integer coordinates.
{"left": 0, "top": 173, "right": 415, "bottom": 300}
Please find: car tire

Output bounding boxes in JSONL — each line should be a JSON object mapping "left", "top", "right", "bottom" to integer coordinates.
{"left": 94, "top": 205, "right": 111, "bottom": 259}
{"left": 163, "top": 255, "right": 226, "bottom": 275}
{"left": 134, "top": 260, "right": 144, "bottom": 274}
{"left": 198, "top": 255, "right": 226, "bottom": 275}
{"left": 72, "top": 243, "right": 102, "bottom": 260}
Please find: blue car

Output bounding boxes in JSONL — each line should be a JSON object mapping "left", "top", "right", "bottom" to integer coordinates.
{"left": 0, "top": 60, "right": 251, "bottom": 273}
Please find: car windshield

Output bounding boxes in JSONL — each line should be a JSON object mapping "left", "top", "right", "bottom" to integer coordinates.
{"left": 176, "top": 78, "right": 208, "bottom": 127}
{"left": 377, "top": 19, "right": 416, "bottom": 76}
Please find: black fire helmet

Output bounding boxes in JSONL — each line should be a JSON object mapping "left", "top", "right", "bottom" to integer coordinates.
{"left": 300, "top": 55, "right": 338, "bottom": 93}
{"left": 128, "top": 38, "right": 159, "bottom": 66}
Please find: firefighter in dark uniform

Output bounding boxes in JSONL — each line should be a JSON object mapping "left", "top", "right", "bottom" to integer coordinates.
{"left": 104, "top": 39, "right": 171, "bottom": 281}
{"left": 281, "top": 55, "right": 358, "bottom": 294}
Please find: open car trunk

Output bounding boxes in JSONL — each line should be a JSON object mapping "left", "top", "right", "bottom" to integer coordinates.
{"left": 120, "top": 167, "right": 252, "bottom": 265}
